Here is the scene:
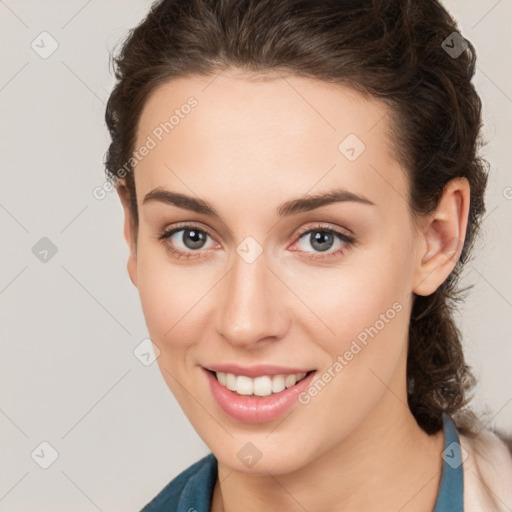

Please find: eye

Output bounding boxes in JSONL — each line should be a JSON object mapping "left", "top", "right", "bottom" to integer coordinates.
{"left": 291, "top": 225, "right": 355, "bottom": 260}
{"left": 157, "top": 222, "right": 356, "bottom": 261}
{"left": 158, "top": 224, "right": 217, "bottom": 260}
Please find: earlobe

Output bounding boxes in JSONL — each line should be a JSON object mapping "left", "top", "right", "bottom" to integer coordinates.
{"left": 116, "top": 182, "right": 138, "bottom": 288}
{"left": 413, "top": 178, "right": 470, "bottom": 296}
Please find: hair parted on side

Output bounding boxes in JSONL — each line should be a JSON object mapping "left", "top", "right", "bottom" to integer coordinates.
{"left": 105, "top": 0, "right": 490, "bottom": 437}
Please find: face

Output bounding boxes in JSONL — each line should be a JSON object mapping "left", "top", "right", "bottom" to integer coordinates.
{"left": 121, "top": 69, "right": 432, "bottom": 474}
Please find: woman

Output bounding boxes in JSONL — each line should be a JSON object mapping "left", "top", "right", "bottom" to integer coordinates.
{"left": 104, "top": 0, "right": 512, "bottom": 510}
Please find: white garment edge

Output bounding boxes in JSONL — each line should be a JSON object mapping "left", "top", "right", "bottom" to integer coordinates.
{"left": 460, "top": 429, "right": 512, "bottom": 512}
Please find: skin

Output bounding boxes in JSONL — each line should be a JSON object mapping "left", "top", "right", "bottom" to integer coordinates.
{"left": 117, "top": 69, "right": 470, "bottom": 511}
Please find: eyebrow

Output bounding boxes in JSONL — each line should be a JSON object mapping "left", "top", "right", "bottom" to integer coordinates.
{"left": 143, "top": 186, "right": 375, "bottom": 218}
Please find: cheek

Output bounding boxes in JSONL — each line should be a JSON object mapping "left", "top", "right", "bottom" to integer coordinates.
{"left": 135, "top": 254, "right": 209, "bottom": 411}
{"left": 294, "top": 258, "right": 411, "bottom": 433}
{"left": 299, "top": 234, "right": 414, "bottom": 397}
{"left": 305, "top": 245, "right": 411, "bottom": 344}
{"left": 135, "top": 247, "right": 203, "bottom": 351}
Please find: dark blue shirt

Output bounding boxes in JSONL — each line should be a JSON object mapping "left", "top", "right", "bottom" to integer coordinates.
{"left": 140, "top": 413, "right": 463, "bottom": 512}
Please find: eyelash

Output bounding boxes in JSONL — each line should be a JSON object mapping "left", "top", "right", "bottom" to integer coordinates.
{"left": 157, "top": 222, "right": 356, "bottom": 261}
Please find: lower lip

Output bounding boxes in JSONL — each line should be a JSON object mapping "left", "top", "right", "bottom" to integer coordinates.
{"left": 204, "top": 368, "right": 316, "bottom": 423}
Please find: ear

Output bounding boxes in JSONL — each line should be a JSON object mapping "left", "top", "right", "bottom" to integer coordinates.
{"left": 116, "top": 182, "right": 138, "bottom": 288}
{"left": 412, "top": 177, "right": 470, "bottom": 296}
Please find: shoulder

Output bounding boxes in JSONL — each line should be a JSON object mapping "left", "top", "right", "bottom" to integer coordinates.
{"left": 140, "top": 452, "right": 217, "bottom": 512}
{"left": 459, "top": 426, "right": 512, "bottom": 512}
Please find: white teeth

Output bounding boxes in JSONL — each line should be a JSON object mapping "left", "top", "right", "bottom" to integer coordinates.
{"left": 215, "top": 371, "right": 309, "bottom": 396}
{"left": 236, "top": 375, "right": 253, "bottom": 395}
{"left": 225, "top": 372, "right": 237, "bottom": 391}
{"left": 253, "top": 376, "right": 272, "bottom": 396}
{"left": 217, "top": 372, "right": 227, "bottom": 386}
{"left": 271, "top": 375, "right": 285, "bottom": 393}
{"left": 285, "top": 374, "right": 297, "bottom": 388}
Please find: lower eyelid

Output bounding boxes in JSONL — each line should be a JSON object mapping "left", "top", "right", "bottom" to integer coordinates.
{"left": 161, "top": 228, "right": 217, "bottom": 248}
{"left": 159, "top": 225, "right": 354, "bottom": 259}
{"left": 293, "top": 229, "right": 353, "bottom": 255}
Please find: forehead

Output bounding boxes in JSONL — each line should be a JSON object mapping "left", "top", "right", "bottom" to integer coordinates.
{"left": 133, "top": 70, "right": 409, "bottom": 214}
{"left": 137, "top": 70, "right": 393, "bottom": 151}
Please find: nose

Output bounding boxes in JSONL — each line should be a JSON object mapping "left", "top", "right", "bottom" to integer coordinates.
{"left": 216, "top": 250, "right": 289, "bottom": 349}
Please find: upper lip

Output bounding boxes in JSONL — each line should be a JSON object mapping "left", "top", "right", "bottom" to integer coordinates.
{"left": 203, "top": 363, "right": 315, "bottom": 378}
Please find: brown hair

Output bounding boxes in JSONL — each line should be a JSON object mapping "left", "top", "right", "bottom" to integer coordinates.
{"left": 105, "top": 0, "right": 490, "bottom": 437}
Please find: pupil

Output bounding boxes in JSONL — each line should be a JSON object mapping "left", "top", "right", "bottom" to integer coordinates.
{"left": 311, "top": 231, "right": 333, "bottom": 252}
{"left": 184, "top": 229, "right": 206, "bottom": 249}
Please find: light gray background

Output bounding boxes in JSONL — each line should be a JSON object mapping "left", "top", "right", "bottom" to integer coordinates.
{"left": 1, "top": 1, "right": 511, "bottom": 510}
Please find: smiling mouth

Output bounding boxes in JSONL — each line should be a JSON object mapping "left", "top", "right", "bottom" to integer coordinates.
{"left": 207, "top": 369, "right": 316, "bottom": 397}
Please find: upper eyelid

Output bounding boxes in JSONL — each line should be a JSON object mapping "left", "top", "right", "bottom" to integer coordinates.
{"left": 158, "top": 223, "right": 355, "bottom": 262}
{"left": 295, "top": 223, "right": 353, "bottom": 238}
{"left": 161, "top": 221, "right": 349, "bottom": 236}
{"left": 160, "top": 222, "right": 354, "bottom": 247}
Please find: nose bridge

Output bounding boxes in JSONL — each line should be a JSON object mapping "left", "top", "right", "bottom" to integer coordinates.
{"left": 216, "top": 245, "right": 286, "bottom": 347}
